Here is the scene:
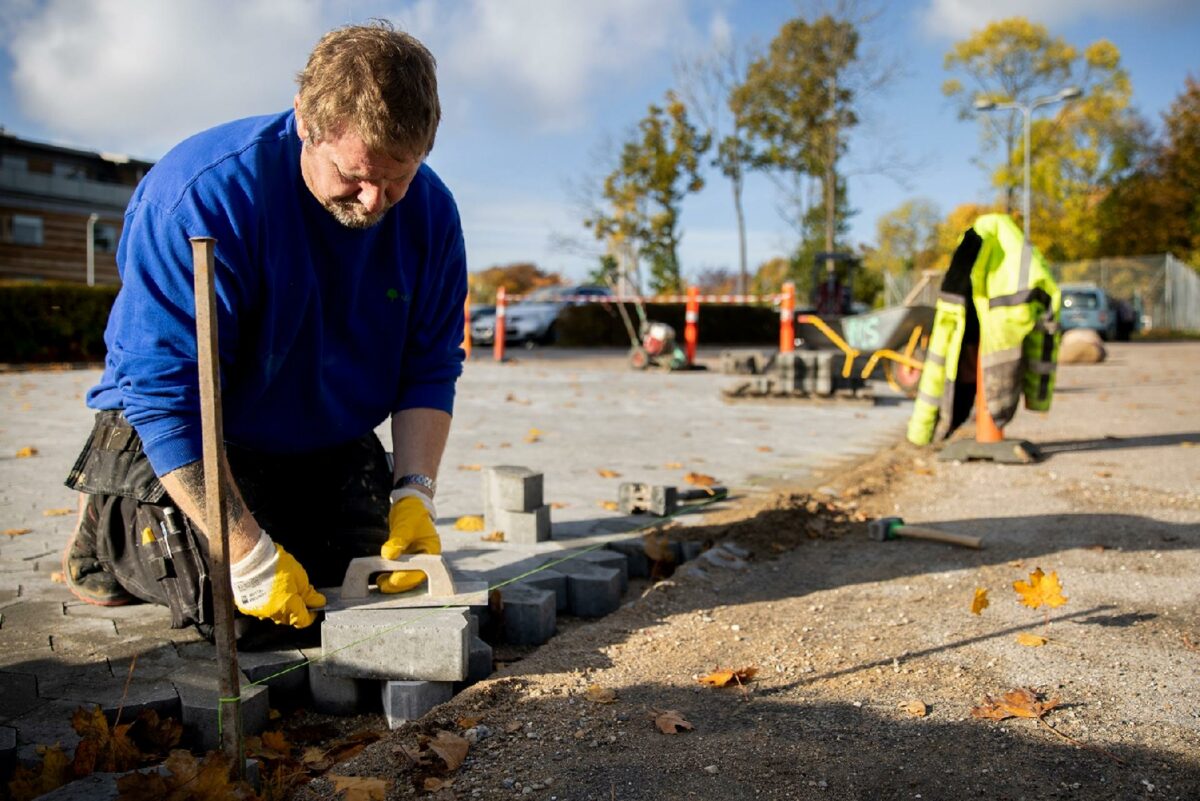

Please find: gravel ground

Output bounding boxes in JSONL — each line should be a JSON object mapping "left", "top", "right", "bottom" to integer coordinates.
{"left": 279, "top": 341, "right": 1199, "bottom": 801}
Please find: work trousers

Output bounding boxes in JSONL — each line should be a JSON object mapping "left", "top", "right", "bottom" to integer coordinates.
{"left": 64, "top": 410, "right": 391, "bottom": 630}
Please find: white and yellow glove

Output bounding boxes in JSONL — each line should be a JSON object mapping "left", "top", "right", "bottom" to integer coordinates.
{"left": 230, "top": 532, "right": 326, "bottom": 628}
{"left": 378, "top": 489, "right": 441, "bottom": 594}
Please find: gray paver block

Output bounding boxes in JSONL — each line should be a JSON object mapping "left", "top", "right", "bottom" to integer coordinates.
{"left": 14, "top": 700, "right": 82, "bottom": 765}
{"left": 497, "top": 583, "right": 556, "bottom": 645}
{"left": 0, "top": 670, "right": 40, "bottom": 720}
{"left": 321, "top": 608, "right": 470, "bottom": 681}
{"left": 680, "top": 541, "right": 704, "bottom": 562}
{"left": 518, "top": 568, "right": 567, "bottom": 612}
{"left": 301, "top": 648, "right": 366, "bottom": 716}
{"left": 604, "top": 539, "right": 652, "bottom": 579}
{"left": 171, "top": 664, "right": 269, "bottom": 752}
{"left": 463, "top": 635, "right": 493, "bottom": 687}
{"left": 491, "top": 505, "right": 551, "bottom": 544}
{"left": 39, "top": 677, "right": 180, "bottom": 725}
{"left": 556, "top": 563, "right": 622, "bottom": 618}
{"left": 381, "top": 680, "right": 453, "bottom": 730}
{"left": 0, "top": 725, "right": 15, "bottom": 782}
{"left": 237, "top": 649, "right": 308, "bottom": 706}
{"left": 571, "top": 551, "right": 628, "bottom": 593}
{"left": 484, "top": 465, "right": 543, "bottom": 513}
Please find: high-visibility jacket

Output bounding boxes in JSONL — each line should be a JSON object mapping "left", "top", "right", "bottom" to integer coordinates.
{"left": 907, "top": 214, "right": 1060, "bottom": 445}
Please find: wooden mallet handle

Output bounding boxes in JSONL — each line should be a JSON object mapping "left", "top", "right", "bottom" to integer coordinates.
{"left": 896, "top": 524, "right": 983, "bottom": 549}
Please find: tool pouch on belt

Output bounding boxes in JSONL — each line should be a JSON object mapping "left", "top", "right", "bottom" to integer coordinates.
{"left": 65, "top": 411, "right": 211, "bottom": 630}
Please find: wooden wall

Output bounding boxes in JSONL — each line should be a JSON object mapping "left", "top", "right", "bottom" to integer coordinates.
{"left": 0, "top": 206, "right": 122, "bottom": 284}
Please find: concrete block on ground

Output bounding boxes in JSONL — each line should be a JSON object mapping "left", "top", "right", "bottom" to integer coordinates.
{"left": 518, "top": 568, "right": 567, "bottom": 612}
{"left": 605, "top": 540, "right": 652, "bottom": 579}
{"left": 459, "top": 635, "right": 493, "bottom": 689}
{"left": 40, "top": 677, "right": 180, "bottom": 725}
{"left": 321, "top": 608, "right": 470, "bottom": 681}
{"left": 617, "top": 482, "right": 678, "bottom": 516}
{"left": 491, "top": 506, "right": 551, "bottom": 544}
{"left": 497, "top": 583, "right": 556, "bottom": 645}
{"left": 301, "top": 648, "right": 368, "bottom": 716}
{"left": 484, "top": 466, "right": 543, "bottom": 514}
{"left": 0, "top": 725, "right": 15, "bottom": 783}
{"left": 0, "top": 670, "right": 40, "bottom": 719}
{"left": 381, "top": 680, "right": 454, "bottom": 730}
{"left": 171, "top": 664, "right": 269, "bottom": 752}
{"left": 571, "top": 551, "right": 629, "bottom": 593}
{"left": 556, "top": 563, "right": 622, "bottom": 618}
{"left": 237, "top": 649, "right": 308, "bottom": 708}
{"left": 13, "top": 700, "right": 82, "bottom": 766}
{"left": 680, "top": 541, "right": 705, "bottom": 562}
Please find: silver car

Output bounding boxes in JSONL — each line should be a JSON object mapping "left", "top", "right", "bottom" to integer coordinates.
{"left": 470, "top": 284, "right": 612, "bottom": 346}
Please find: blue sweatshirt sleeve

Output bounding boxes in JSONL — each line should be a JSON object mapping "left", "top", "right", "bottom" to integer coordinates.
{"left": 394, "top": 197, "right": 467, "bottom": 415}
{"left": 107, "top": 199, "right": 245, "bottom": 476}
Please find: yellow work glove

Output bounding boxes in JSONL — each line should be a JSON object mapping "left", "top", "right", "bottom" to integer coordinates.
{"left": 229, "top": 532, "right": 326, "bottom": 628}
{"left": 378, "top": 489, "right": 441, "bottom": 594}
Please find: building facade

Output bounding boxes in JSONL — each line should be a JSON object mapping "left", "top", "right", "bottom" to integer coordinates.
{"left": 0, "top": 131, "right": 153, "bottom": 285}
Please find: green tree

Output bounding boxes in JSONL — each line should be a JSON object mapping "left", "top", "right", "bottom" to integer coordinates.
{"left": 585, "top": 91, "right": 711, "bottom": 294}
{"left": 862, "top": 198, "right": 941, "bottom": 305}
{"left": 732, "top": 15, "right": 859, "bottom": 280}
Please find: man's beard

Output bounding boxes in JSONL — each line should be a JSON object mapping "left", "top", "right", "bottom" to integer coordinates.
{"left": 322, "top": 197, "right": 391, "bottom": 229}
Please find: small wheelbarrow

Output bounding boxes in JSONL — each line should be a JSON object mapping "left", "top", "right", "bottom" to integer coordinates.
{"left": 796, "top": 304, "right": 934, "bottom": 397}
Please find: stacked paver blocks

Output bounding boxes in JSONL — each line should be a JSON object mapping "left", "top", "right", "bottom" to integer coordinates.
{"left": 483, "top": 466, "right": 551, "bottom": 543}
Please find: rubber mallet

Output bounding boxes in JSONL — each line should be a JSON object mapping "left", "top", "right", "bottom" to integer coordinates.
{"left": 868, "top": 516, "right": 983, "bottom": 549}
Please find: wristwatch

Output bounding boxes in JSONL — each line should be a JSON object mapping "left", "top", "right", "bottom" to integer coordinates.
{"left": 394, "top": 473, "right": 437, "bottom": 496}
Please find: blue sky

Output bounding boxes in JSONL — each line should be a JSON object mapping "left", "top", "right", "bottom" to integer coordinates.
{"left": 1, "top": 0, "right": 1196, "bottom": 283}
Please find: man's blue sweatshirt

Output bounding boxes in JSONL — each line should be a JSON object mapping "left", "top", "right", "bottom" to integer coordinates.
{"left": 88, "top": 111, "right": 467, "bottom": 476}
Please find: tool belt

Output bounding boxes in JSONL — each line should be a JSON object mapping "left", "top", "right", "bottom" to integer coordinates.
{"left": 65, "top": 411, "right": 212, "bottom": 630}
{"left": 64, "top": 411, "right": 394, "bottom": 632}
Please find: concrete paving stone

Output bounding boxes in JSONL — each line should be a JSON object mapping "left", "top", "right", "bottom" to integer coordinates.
{"left": 381, "top": 680, "right": 453, "bottom": 730}
{"left": 300, "top": 647, "right": 368, "bottom": 716}
{"left": 38, "top": 674, "right": 180, "bottom": 725}
{"left": 321, "top": 608, "right": 470, "bottom": 681}
{"left": 484, "top": 466, "right": 543, "bottom": 514}
{"left": 604, "top": 539, "right": 652, "bottom": 578}
{"left": 0, "top": 725, "right": 14, "bottom": 782}
{"left": 170, "top": 663, "right": 269, "bottom": 752}
{"left": 236, "top": 648, "right": 308, "bottom": 707}
{"left": 13, "top": 700, "right": 82, "bottom": 764}
{"left": 30, "top": 759, "right": 262, "bottom": 801}
{"left": 555, "top": 562, "right": 623, "bottom": 618}
{"left": 516, "top": 568, "right": 567, "bottom": 612}
{"left": 457, "top": 635, "right": 493, "bottom": 690}
{"left": 570, "top": 550, "right": 629, "bottom": 593}
{"left": 497, "top": 583, "right": 556, "bottom": 645}
{"left": 0, "top": 670, "right": 40, "bottom": 720}
{"left": 106, "top": 641, "right": 185, "bottom": 681}
{"left": 491, "top": 506, "right": 551, "bottom": 544}
{"left": 31, "top": 658, "right": 114, "bottom": 698}
{"left": 680, "top": 540, "right": 705, "bottom": 562}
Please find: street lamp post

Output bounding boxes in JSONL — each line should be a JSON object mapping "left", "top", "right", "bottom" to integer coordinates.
{"left": 86, "top": 213, "right": 99, "bottom": 287}
{"left": 974, "top": 86, "right": 1082, "bottom": 242}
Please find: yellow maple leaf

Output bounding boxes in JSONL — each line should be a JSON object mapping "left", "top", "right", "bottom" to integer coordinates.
{"left": 481, "top": 530, "right": 505, "bottom": 542}
{"left": 1013, "top": 568, "right": 1068, "bottom": 610}
{"left": 596, "top": 468, "right": 621, "bottom": 478}
{"left": 697, "top": 666, "right": 757, "bottom": 688}
{"left": 598, "top": 500, "right": 619, "bottom": 511}
{"left": 970, "top": 588, "right": 989, "bottom": 615}
{"left": 15, "top": 446, "right": 38, "bottom": 458}
{"left": 683, "top": 472, "right": 716, "bottom": 488}
{"left": 454, "top": 515, "right": 485, "bottom": 532}
{"left": 584, "top": 685, "right": 616, "bottom": 704}
{"left": 3, "top": 528, "right": 32, "bottom": 537}
{"left": 43, "top": 508, "right": 73, "bottom": 517}
{"left": 525, "top": 428, "right": 542, "bottom": 443}
{"left": 458, "top": 463, "right": 483, "bottom": 471}
{"left": 663, "top": 461, "right": 684, "bottom": 469}
{"left": 1015, "top": 632, "right": 1049, "bottom": 647}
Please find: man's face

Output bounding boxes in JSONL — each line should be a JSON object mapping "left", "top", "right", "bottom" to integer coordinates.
{"left": 296, "top": 107, "right": 421, "bottom": 229}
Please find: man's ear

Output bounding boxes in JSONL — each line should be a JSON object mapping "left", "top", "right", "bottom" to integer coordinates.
{"left": 293, "top": 94, "right": 308, "bottom": 142}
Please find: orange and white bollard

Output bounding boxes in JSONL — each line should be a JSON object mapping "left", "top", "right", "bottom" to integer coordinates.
{"left": 779, "top": 281, "right": 795, "bottom": 353}
{"left": 463, "top": 294, "right": 472, "bottom": 359}
{"left": 493, "top": 287, "right": 507, "bottom": 362}
{"left": 684, "top": 285, "right": 699, "bottom": 365}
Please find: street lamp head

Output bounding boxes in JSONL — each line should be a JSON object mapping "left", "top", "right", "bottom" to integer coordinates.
{"left": 1058, "top": 86, "right": 1083, "bottom": 101}
{"left": 974, "top": 98, "right": 997, "bottom": 111}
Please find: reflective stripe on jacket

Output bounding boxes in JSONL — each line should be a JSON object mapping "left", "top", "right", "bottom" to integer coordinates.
{"left": 907, "top": 214, "right": 1060, "bottom": 445}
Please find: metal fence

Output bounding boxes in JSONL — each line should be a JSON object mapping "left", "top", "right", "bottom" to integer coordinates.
{"left": 1051, "top": 254, "right": 1200, "bottom": 332}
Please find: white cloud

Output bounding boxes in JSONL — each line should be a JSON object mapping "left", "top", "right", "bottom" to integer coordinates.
{"left": 410, "top": 0, "right": 692, "bottom": 132}
{"left": 920, "top": 0, "right": 1191, "bottom": 39}
{"left": 7, "top": 0, "right": 326, "bottom": 157}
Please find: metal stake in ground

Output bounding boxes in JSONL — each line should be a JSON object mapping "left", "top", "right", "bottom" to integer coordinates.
{"left": 191, "top": 236, "right": 244, "bottom": 778}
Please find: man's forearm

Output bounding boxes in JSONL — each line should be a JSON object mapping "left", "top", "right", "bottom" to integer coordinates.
{"left": 160, "top": 458, "right": 262, "bottom": 561}
{"left": 390, "top": 408, "right": 452, "bottom": 496}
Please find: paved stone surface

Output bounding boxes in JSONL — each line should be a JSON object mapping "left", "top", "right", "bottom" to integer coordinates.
{"left": 0, "top": 351, "right": 910, "bottom": 740}
{"left": 496, "top": 583, "right": 557, "bottom": 645}
{"left": 171, "top": 663, "right": 269, "bottom": 751}
{"left": 301, "top": 647, "right": 367, "bottom": 716}
{"left": 0, "top": 724, "right": 15, "bottom": 782}
{"left": 555, "top": 562, "right": 623, "bottom": 618}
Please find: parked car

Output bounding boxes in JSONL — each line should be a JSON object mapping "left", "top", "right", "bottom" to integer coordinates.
{"left": 470, "top": 284, "right": 612, "bottom": 345}
{"left": 1059, "top": 283, "right": 1118, "bottom": 341}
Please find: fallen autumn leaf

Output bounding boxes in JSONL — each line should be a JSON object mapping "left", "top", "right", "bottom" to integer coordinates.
{"left": 584, "top": 685, "right": 617, "bottom": 704}
{"left": 454, "top": 515, "right": 485, "bottom": 532}
{"left": 899, "top": 700, "right": 928, "bottom": 717}
{"left": 697, "top": 667, "right": 758, "bottom": 688}
{"left": 651, "top": 708, "right": 694, "bottom": 735}
{"left": 1013, "top": 568, "right": 1068, "bottom": 610}
{"left": 15, "top": 446, "right": 38, "bottom": 458}
{"left": 1015, "top": 632, "right": 1049, "bottom": 647}
{"left": 971, "top": 588, "right": 989, "bottom": 615}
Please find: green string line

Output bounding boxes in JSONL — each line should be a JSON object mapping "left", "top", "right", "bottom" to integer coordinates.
{"left": 215, "top": 492, "right": 728, "bottom": 737}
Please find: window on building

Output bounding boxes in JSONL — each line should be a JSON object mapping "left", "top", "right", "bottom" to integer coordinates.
{"left": 94, "top": 223, "right": 118, "bottom": 253}
{"left": 11, "top": 214, "right": 44, "bottom": 246}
